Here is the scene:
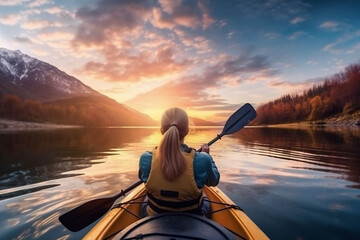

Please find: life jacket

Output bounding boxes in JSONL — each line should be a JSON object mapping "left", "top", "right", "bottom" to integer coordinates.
{"left": 145, "top": 147, "right": 203, "bottom": 215}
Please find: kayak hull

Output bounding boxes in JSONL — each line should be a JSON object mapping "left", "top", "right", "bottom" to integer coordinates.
{"left": 83, "top": 183, "right": 269, "bottom": 240}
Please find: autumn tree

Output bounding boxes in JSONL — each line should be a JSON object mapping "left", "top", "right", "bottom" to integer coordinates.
{"left": 254, "top": 62, "right": 360, "bottom": 125}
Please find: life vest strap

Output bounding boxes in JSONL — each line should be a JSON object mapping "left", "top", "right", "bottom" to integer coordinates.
{"left": 147, "top": 192, "right": 202, "bottom": 209}
{"left": 148, "top": 199, "right": 203, "bottom": 215}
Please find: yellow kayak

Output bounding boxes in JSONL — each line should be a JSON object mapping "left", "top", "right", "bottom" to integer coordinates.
{"left": 83, "top": 183, "right": 269, "bottom": 240}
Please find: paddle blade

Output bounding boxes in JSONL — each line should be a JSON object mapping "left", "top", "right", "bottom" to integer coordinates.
{"left": 221, "top": 103, "right": 256, "bottom": 135}
{"left": 59, "top": 196, "right": 116, "bottom": 232}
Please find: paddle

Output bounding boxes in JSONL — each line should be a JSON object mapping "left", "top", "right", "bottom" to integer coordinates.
{"left": 59, "top": 103, "right": 256, "bottom": 232}
{"left": 59, "top": 180, "right": 143, "bottom": 232}
{"left": 197, "top": 103, "right": 256, "bottom": 152}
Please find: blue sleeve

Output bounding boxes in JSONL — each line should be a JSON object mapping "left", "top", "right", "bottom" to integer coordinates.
{"left": 138, "top": 151, "right": 152, "bottom": 182}
{"left": 193, "top": 152, "right": 220, "bottom": 188}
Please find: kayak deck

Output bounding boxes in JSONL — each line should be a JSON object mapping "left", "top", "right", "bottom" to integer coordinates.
{"left": 83, "top": 183, "right": 269, "bottom": 240}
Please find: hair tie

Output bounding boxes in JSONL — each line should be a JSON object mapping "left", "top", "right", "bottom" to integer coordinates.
{"left": 170, "top": 124, "right": 177, "bottom": 128}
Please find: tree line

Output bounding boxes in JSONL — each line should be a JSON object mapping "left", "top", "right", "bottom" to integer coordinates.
{"left": 253, "top": 63, "right": 360, "bottom": 125}
{"left": 0, "top": 95, "right": 154, "bottom": 126}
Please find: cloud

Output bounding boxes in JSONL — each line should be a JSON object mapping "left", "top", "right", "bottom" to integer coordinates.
{"left": 175, "top": 30, "right": 212, "bottom": 54}
{"left": 306, "top": 60, "right": 318, "bottom": 65}
{"left": 81, "top": 46, "right": 191, "bottom": 82}
{"left": 227, "top": 30, "right": 238, "bottom": 39}
{"left": 43, "top": 7, "right": 63, "bottom": 14}
{"left": 72, "top": 0, "right": 215, "bottom": 48}
{"left": 0, "top": 14, "right": 22, "bottom": 25}
{"left": 323, "top": 43, "right": 339, "bottom": 54}
{"left": 323, "top": 30, "right": 360, "bottom": 54}
{"left": 345, "top": 42, "right": 360, "bottom": 54}
{"left": 14, "top": 36, "right": 33, "bottom": 44}
{"left": 124, "top": 77, "right": 226, "bottom": 111}
{"left": 211, "top": 52, "right": 275, "bottom": 78}
{"left": 36, "top": 31, "right": 73, "bottom": 50}
{"left": 21, "top": 20, "right": 63, "bottom": 29}
{"left": 125, "top": 50, "right": 275, "bottom": 110}
{"left": 71, "top": 0, "right": 217, "bottom": 84}
{"left": 30, "top": 48, "right": 49, "bottom": 56}
{"left": 319, "top": 21, "right": 340, "bottom": 31}
{"left": 0, "top": 0, "right": 29, "bottom": 6}
{"left": 43, "top": 6, "right": 74, "bottom": 19}
{"left": 288, "top": 31, "right": 307, "bottom": 40}
{"left": 38, "top": 31, "right": 73, "bottom": 41}
{"left": 269, "top": 75, "right": 327, "bottom": 96}
{"left": 264, "top": 32, "right": 280, "bottom": 40}
{"left": 291, "top": 17, "right": 305, "bottom": 24}
{"left": 72, "top": 0, "right": 153, "bottom": 47}
{"left": 151, "top": 0, "right": 215, "bottom": 29}
{"left": 28, "top": 0, "right": 50, "bottom": 8}
{"left": 235, "top": 0, "right": 311, "bottom": 20}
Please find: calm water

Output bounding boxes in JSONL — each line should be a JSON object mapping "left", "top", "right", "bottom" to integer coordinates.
{"left": 0, "top": 126, "right": 359, "bottom": 240}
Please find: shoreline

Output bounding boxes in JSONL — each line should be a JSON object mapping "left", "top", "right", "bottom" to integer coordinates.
{"left": 258, "top": 111, "right": 360, "bottom": 129}
{"left": 0, "top": 118, "right": 82, "bottom": 131}
{"left": 1, "top": 114, "right": 359, "bottom": 132}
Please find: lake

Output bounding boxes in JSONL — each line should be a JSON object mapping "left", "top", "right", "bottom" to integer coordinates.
{"left": 0, "top": 126, "right": 359, "bottom": 240}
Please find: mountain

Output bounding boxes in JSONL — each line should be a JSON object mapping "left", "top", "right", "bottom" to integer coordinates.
{"left": 0, "top": 48, "right": 98, "bottom": 101}
{"left": 43, "top": 95, "right": 156, "bottom": 126}
{"left": 0, "top": 48, "right": 156, "bottom": 126}
{"left": 189, "top": 117, "right": 220, "bottom": 126}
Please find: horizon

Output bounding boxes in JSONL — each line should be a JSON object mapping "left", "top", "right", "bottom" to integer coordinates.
{"left": 1, "top": 0, "right": 359, "bottom": 122}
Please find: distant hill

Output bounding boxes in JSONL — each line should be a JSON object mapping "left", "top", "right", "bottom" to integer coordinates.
{"left": 43, "top": 95, "right": 156, "bottom": 126}
{"left": 0, "top": 48, "right": 156, "bottom": 126}
{"left": 189, "top": 117, "right": 220, "bottom": 126}
{"left": 253, "top": 63, "right": 360, "bottom": 125}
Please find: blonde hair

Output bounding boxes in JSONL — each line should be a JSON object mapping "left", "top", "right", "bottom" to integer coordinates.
{"left": 159, "top": 107, "right": 189, "bottom": 181}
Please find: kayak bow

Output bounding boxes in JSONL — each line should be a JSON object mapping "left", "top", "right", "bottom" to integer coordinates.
{"left": 83, "top": 183, "right": 269, "bottom": 240}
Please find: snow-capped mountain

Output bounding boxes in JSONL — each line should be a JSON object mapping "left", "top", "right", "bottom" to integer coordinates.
{"left": 0, "top": 48, "right": 98, "bottom": 101}
{"left": 0, "top": 48, "right": 157, "bottom": 126}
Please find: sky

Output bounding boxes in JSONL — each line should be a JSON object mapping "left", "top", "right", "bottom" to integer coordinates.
{"left": 0, "top": 0, "right": 359, "bottom": 121}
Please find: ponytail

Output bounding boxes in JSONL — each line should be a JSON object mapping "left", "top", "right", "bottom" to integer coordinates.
{"left": 158, "top": 108, "right": 189, "bottom": 181}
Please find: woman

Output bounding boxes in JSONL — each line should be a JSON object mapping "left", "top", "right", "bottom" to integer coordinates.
{"left": 138, "top": 107, "right": 220, "bottom": 216}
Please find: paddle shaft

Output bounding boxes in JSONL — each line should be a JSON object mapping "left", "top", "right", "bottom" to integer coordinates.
{"left": 113, "top": 179, "right": 143, "bottom": 199}
{"left": 59, "top": 180, "right": 143, "bottom": 232}
{"left": 197, "top": 134, "right": 222, "bottom": 152}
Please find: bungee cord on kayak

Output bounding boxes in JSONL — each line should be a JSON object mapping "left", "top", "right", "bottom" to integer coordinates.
{"left": 109, "top": 191, "right": 248, "bottom": 239}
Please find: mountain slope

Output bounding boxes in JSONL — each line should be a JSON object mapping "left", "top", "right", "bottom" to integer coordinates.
{"left": 189, "top": 117, "right": 220, "bottom": 126}
{"left": 253, "top": 63, "right": 360, "bottom": 125}
{"left": 43, "top": 95, "right": 156, "bottom": 126}
{"left": 0, "top": 48, "right": 98, "bottom": 101}
{"left": 0, "top": 48, "right": 156, "bottom": 126}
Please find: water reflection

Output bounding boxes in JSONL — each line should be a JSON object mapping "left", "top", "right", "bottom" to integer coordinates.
{"left": 0, "top": 128, "right": 156, "bottom": 191}
{"left": 231, "top": 127, "right": 360, "bottom": 189}
{"left": 1, "top": 171, "right": 139, "bottom": 240}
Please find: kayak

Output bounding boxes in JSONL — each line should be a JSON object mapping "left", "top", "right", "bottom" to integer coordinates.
{"left": 83, "top": 183, "right": 269, "bottom": 240}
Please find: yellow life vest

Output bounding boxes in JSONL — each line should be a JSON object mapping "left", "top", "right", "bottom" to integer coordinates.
{"left": 145, "top": 147, "right": 203, "bottom": 215}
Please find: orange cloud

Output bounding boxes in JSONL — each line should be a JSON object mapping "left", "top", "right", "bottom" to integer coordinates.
{"left": 81, "top": 46, "right": 191, "bottom": 82}
{"left": 70, "top": 0, "right": 218, "bottom": 85}
{"left": 124, "top": 78, "right": 223, "bottom": 110}
{"left": 0, "top": 14, "right": 22, "bottom": 25}
{"left": 124, "top": 49, "right": 276, "bottom": 119}
{"left": 21, "top": 20, "right": 63, "bottom": 30}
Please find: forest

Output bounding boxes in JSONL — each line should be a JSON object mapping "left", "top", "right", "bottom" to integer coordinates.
{"left": 0, "top": 95, "right": 155, "bottom": 126}
{"left": 253, "top": 63, "right": 360, "bottom": 125}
